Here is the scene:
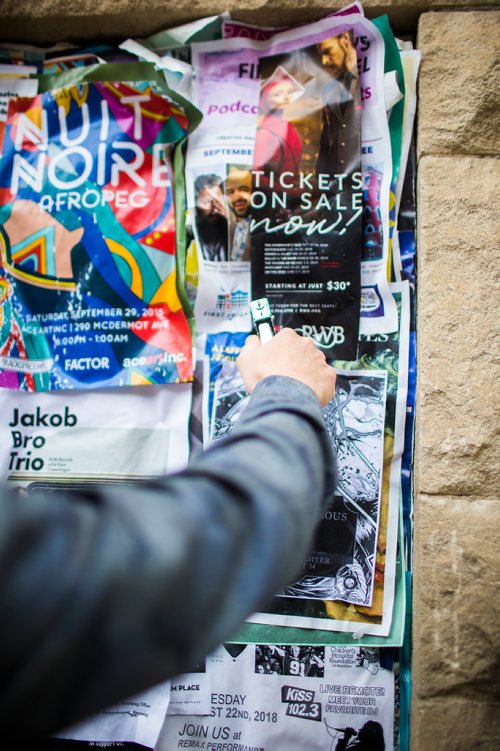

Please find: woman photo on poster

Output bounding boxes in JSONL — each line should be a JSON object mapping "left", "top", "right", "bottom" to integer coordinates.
{"left": 253, "top": 65, "right": 305, "bottom": 183}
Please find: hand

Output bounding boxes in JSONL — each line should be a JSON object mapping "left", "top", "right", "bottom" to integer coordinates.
{"left": 210, "top": 192, "right": 229, "bottom": 218}
{"left": 237, "top": 328, "right": 336, "bottom": 407}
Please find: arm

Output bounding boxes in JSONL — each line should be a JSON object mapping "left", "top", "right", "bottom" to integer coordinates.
{"left": 0, "top": 375, "right": 335, "bottom": 738}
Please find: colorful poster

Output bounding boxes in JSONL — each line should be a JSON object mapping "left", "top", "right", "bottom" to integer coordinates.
{"left": 0, "top": 64, "right": 197, "bottom": 390}
{"left": 0, "top": 65, "right": 37, "bottom": 123}
{"left": 250, "top": 45, "right": 363, "bottom": 360}
{"left": 158, "top": 643, "right": 395, "bottom": 751}
{"left": 0, "top": 42, "right": 76, "bottom": 69}
{"left": 40, "top": 46, "right": 127, "bottom": 74}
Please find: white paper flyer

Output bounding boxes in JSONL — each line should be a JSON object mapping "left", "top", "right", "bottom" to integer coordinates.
{"left": 157, "top": 643, "right": 395, "bottom": 750}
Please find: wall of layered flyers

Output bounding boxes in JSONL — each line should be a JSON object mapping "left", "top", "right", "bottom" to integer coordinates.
{"left": 0, "top": 4, "right": 420, "bottom": 750}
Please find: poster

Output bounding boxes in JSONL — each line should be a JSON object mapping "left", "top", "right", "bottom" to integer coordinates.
{"left": 58, "top": 681, "right": 171, "bottom": 747}
{"left": 0, "top": 382, "right": 192, "bottom": 487}
{"left": 249, "top": 282, "right": 409, "bottom": 635}
{"left": 194, "top": 6, "right": 397, "bottom": 335}
{"left": 207, "top": 360, "right": 387, "bottom": 609}
{"left": 202, "top": 331, "right": 249, "bottom": 446}
{"left": 168, "top": 658, "right": 212, "bottom": 716}
{"left": 250, "top": 47, "right": 363, "bottom": 361}
{"left": 186, "top": 43, "right": 255, "bottom": 334}
{"left": 0, "top": 65, "right": 37, "bottom": 123}
{"left": 0, "top": 64, "right": 195, "bottom": 390}
{"left": 210, "top": 361, "right": 250, "bottom": 443}
{"left": 398, "top": 229, "right": 416, "bottom": 562}
{"left": 267, "top": 10, "right": 397, "bottom": 334}
{"left": 204, "top": 328, "right": 390, "bottom": 611}
{"left": 158, "top": 643, "right": 395, "bottom": 751}
{"left": 280, "top": 370, "right": 387, "bottom": 607}
{"left": 392, "top": 47, "right": 420, "bottom": 282}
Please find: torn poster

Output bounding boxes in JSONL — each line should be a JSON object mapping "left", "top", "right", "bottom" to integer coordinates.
{"left": 58, "top": 681, "right": 171, "bottom": 747}
{"left": 204, "top": 328, "right": 389, "bottom": 610}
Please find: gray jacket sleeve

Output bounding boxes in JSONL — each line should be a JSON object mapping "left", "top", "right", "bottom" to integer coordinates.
{"left": 0, "top": 376, "right": 336, "bottom": 739}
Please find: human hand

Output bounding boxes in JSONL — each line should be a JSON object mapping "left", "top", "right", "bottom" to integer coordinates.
{"left": 210, "top": 191, "right": 229, "bottom": 218}
{"left": 237, "top": 328, "right": 336, "bottom": 407}
{"left": 196, "top": 186, "right": 229, "bottom": 218}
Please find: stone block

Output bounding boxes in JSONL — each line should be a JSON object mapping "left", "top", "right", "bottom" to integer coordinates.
{"left": 0, "top": 0, "right": 498, "bottom": 44}
{"left": 412, "top": 497, "right": 500, "bottom": 703}
{"left": 411, "top": 697, "right": 500, "bottom": 751}
{"left": 415, "top": 155, "right": 500, "bottom": 498}
{"left": 417, "top": 11, "right": 500, "bottom": 157}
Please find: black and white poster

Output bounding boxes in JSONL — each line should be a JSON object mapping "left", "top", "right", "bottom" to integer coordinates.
{"left": 280, "top": 371, "right": 386, "bottom": 607}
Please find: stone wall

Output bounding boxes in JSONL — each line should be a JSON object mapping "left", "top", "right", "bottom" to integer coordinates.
{"left": 0, "top": 2, "right": 498, "bottom": 748}
{"left": 0, "top": 0, "right": 498, "bottom": 43}
{"left": 413, "top": 10, "right": 500, "bottom": 750}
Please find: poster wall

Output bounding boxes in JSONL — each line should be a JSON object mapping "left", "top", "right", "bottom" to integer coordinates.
{"left": 0, "top": 5, "right": 417, "bottom": 748}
